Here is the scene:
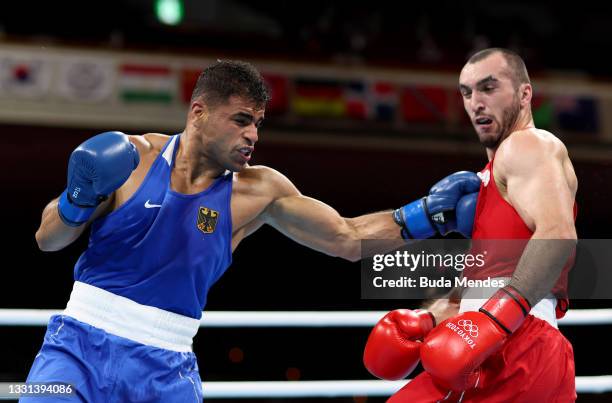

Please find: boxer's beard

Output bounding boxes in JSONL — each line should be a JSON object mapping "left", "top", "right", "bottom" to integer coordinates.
{"left": 480, "top": 95, "right": 521, "bottom": 149}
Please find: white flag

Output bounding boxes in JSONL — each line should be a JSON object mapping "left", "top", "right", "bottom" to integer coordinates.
{"left": 56, "top": 58, "right": 114, "bottom": 103}
{"left": 0, "top": 54, "right": 53, "bottom": 99}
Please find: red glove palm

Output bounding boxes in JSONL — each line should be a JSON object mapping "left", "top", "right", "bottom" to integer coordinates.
{"left": 363, "top": 309, "right": 435, "bottom": 380}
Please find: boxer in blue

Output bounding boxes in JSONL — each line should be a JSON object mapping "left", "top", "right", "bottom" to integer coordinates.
{"left": 27, "top": 60, "right": 479, "bottom": 402}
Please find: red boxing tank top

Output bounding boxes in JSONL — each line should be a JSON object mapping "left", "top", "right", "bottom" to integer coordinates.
{"left": 465, "top": 158, "right": 576, "bottom": 308}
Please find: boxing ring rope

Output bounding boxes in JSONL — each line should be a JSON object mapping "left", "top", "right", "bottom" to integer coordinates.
{"left": 2, "top": 378, "right": 609, "bottom": 399}
{"left": 1, "top": 309, "right": 611, "bottom": 399}
{"left": 1, "top": 308, "right": 612, "bottom": 327}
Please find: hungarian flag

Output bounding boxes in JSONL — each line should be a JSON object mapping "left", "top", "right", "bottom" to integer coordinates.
{"left": 119, "top": 64, "right": 175, "bottom": 104}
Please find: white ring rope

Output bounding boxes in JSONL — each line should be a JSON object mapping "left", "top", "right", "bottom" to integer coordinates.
{"left": 0, "top": 309, "right": 611, "bottom": 327}
{"left": 200, "top": 377, "right": 612, "bottom": 397}
{"left": 1, "top": 309, "right": 610, "bottom": 398}
{"left": 0, "top": 377, "right": 611, "bottom": 399}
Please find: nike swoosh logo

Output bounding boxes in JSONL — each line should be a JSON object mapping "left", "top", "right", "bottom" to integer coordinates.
{"left": 144, "top": 200, "right": 162, "bottom": 209}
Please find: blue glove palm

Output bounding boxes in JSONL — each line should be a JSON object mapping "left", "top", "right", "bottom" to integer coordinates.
{"left": 393, "top": 171, "right": 480, "bottom": 239}
{"left": 455, "top": 192, "right": 478, "bottom": 238}
{"left": 58, "top": 131, "right": 140, "bottom": 226}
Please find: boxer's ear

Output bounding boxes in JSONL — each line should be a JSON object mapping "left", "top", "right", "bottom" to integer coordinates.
{"left": 519, "top": 83, "right": 532, "bottom": 107}
{"left": 190, "top": 100, "right": 209, "bottom": 125}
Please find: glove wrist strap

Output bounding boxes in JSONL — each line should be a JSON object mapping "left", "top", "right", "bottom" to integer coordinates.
{"left": 395, "top": 199, "right": 436, "bottom": 239}
{"left": 414, "top": 309, "right": 436, "bottom": 335}
{"left": 58, "top": 189, "right": 96, "bottom": 227}
{"left": 479, "top": 286, "right": 531, "bottom": 334}
{"left": 392, "top": 209, "right": 413, "bottom": 239}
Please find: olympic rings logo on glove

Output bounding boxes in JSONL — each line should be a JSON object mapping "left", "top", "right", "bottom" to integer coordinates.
{"left": 457, "top": 319, "right": 479, "bottom": 338}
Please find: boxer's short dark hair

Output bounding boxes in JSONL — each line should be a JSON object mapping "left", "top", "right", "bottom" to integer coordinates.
{"left": 467, "top": 48, "right": 530, "bottom": 89}
{"left": 191, "top": 60, "right": 269, "bottom": 108}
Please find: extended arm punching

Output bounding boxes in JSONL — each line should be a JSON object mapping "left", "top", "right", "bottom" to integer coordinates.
{"left": 262, "top": 171, "right": 481, "bottom": 262}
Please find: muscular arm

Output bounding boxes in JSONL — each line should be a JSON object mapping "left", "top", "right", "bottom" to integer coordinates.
{"left": 35, "top": 197, "right": 112, "bottom": 251}
{"left": 499, "top": 132, "right": 577, "bottom": 305}
{"left": 260, "top": 169, "right": 401, "bottom": 262}
{"left": 35, "top": 133, "right": 150, "bottom": 252}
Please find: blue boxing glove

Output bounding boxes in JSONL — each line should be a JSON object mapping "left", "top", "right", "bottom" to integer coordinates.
{"left": 393, "top": 171, "right": 480, "bottom": 239}
{"left": 58, "top": 131, "right": 140, "bottom": 226}
{"left": 455, "top": 192, "right": 478, "bottom": 238}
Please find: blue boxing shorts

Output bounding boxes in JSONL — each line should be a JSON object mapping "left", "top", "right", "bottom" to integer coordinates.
{"left": 21, "top": 283, "right": 203, "bottom": 402}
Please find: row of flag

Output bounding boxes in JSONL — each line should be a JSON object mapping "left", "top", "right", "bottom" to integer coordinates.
{"left": 267, "top": 76, "right": 598, "bottom": 133}
{"left": 0, "top": 56, "right": 178, "bottom": 104}
{"left": 0, "top": 53, "right": 599, "bottom": 133}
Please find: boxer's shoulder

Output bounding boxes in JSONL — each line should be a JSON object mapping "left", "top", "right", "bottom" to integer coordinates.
{"left": 497, "top": 129, "right": 566, "bottom": 174}
{"left": 505, "top": 129, "right": 565, "bottom": 154}
{"left": 233, "top": 165, "right": 298, "bottom": 198}
{"left": 122, "top": 133, "right": 169, "bottom": 180}
{"left": 112, "top": 134, "right": 169, "bottom": 210}
{"left": 128, "top": 133, "right": 169, "bottom": 157}
{"left": 230, "top": 166, "right": 299, "bottom": 231}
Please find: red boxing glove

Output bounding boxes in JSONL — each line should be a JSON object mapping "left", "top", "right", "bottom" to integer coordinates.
{"left": 420, "top": 286, "right": 530, "bottom": 390}
{"left": 363, "top": 309, "right": 435, "bottom": 380}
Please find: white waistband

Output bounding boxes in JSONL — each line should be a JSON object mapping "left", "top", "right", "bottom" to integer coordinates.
{"left": 459, "top": 278, "right": 558, "bottom": 329}
{"left": 63, "top": 281, "right": 200, "bottom": 352}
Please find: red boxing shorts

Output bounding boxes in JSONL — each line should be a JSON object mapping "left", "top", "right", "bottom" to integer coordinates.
{"left": 388, "top": 315, "right": 576, "bottom": 402}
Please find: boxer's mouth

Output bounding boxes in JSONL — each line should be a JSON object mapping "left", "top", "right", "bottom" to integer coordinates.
{"left": 475, "top": 116, "right": 493, "bottom": 125}
{"left": 238, "top": 146, "right": 253, "bottom": 157}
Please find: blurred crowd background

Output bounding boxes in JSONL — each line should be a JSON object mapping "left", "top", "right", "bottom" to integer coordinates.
{"left": 1, "top": 1, "right": 611, "bottom": 402}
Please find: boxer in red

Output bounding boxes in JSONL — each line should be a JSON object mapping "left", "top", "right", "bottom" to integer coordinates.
{"left": 364, "top": 48, "right": 578, "bottom": 402}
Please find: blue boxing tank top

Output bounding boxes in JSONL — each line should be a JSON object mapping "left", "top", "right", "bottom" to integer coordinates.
{"left": 74, "top": 134, "right": 233, "bottom": 319}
